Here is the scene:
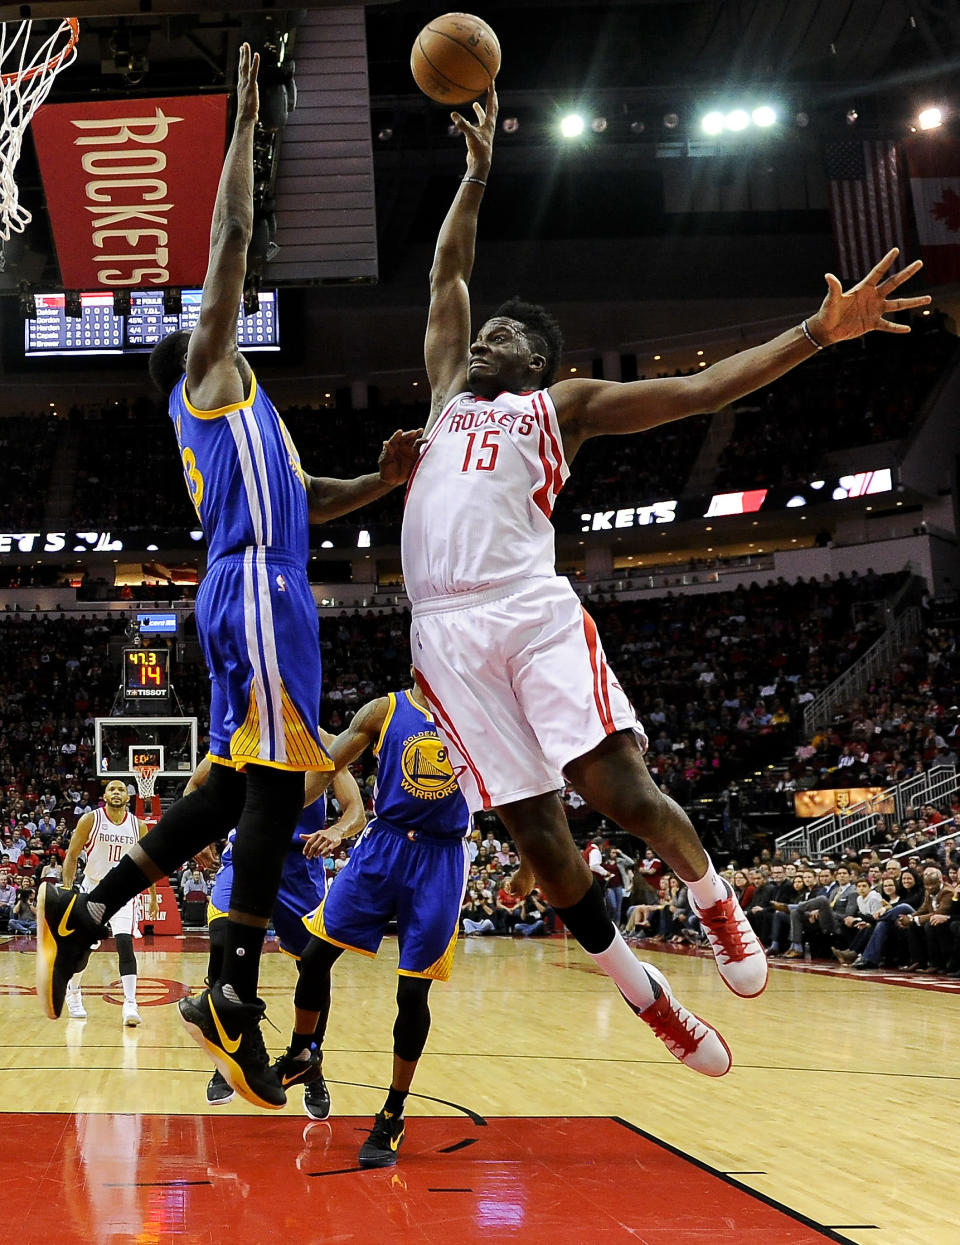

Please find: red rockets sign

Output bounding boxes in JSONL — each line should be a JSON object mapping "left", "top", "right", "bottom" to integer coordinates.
{"left": 31, "top": 94, "right": 228, "bottom": 289}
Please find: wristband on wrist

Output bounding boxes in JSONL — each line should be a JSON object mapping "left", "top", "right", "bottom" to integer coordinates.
{"left": 462, "top": 176, "right": 487, "bottom": 187}
{"left": 800, "top": 319, "right": 825, "bottom": 351}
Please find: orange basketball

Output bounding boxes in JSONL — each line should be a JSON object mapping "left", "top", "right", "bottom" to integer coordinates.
{"left": 410, "top": 12, "right": 501, "bottom": 106}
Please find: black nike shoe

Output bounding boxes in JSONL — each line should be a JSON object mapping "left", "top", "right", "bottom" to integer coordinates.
{"left": 358, "top": 1109, "right": 405, "bottom": 1169}
{"left": 206, "top": 1069, "right": 235, "bottom": 1106}
{"left": 271, "top": 1048, "right": 330, "bottom": 1120}
{"left": 178, "top": 984, "right": 286, "bottom": 1110}
{"left": 35, "top": 885, "right": 106, "bottom": 1020}
{"left": 303, "top": 1073, "right": 331, "bottom": 1121}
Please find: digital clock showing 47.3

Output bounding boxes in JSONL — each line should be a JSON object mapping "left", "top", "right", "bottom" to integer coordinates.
{"left": 122, "top": 648, "right": 170, "bottom": 700}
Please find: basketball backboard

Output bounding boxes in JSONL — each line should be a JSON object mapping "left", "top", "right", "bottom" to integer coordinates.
{"left": 94, "top": 716, "right": 198, "bottom": 782}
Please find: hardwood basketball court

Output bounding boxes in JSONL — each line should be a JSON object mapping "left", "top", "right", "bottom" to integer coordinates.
{"left": 1, "top": 931, "right": 953, "bottom": 1244}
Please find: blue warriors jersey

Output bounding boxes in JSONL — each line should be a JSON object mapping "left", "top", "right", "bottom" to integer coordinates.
{"left": 371, "top": 691, "right": 470, "bottom": 837}
{"left": 169, "top": 372, "right": 308, "bottom": 565}
{"left": 303, "top": 691, "right": 470, "bottom": 980}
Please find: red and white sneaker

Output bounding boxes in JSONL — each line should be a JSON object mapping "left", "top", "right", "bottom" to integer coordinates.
{"left": 689, "top": 880, "right": 768, "bottom": 998}
{"left": 627, "top": 965, "right": 731, "bottom": 1078}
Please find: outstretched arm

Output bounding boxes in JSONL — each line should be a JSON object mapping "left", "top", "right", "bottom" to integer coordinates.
{"left": 552, "top": 249, "right": 931, "bottom": 460}
{"left": 424, "top": 85, "right": 498, "bottom": 432}
{"left": 303, "top": 429, "right": 421, "bottom": 523}
{"left": 185, "top": 43, "right": 260, "bottom": 412}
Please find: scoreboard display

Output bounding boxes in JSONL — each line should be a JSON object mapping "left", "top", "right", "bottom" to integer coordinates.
{"left": 24, "top": 289, "right": 280, "bottom": 357}
{"left": 122, "top": 647, "right": 171, "bottom": 701}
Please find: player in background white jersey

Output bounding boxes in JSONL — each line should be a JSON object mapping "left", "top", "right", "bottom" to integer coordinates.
{"left": 406, "top": 83, "right": 930, "bottom": 1077}
{"left": 61, "top": 780, "right": 159, "bottom": 1025}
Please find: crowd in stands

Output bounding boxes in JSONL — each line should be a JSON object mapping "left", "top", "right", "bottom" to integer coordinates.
{"left": 609, "top": 818, "right": 960, "bottom": 976}
{"left": 0, "top": 310, "right": 953, "bottom": 546}
{"left": 1, "top": 569, "right": 957, "bottom": 939}
{"left": 0, "top": 412, "right": 61, "bottom": 529}
{"left": 714, "top": 311, "right": 956, "bottom": 492}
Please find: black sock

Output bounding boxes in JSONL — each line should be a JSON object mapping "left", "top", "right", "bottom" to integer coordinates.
{"left": 553, "top": 879, "right": 616, "bottom": 954}
{"left": 289, "top": 1031, "right": 316, "bottom": 1059}
{"left": 220, "top": 919, "right": 268, "bottom": 1003}
{"left": 384, "top": 1086, "right": 408, "bottom": 1118}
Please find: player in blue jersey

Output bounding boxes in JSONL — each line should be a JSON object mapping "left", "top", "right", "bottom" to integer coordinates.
{"left": 184, "top": 742, "right": 365, "bottom": 1114}
{"left": 280, "top": 676, "right": 472, "bottom": 1168}
{"left": 36, "top": 44, "right": 420, "bottom": 1114}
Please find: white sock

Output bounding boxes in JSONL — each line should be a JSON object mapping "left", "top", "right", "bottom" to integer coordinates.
{"left": 587, "top": 928, "right": 658, "bottom": 1011}
{"left": 684, "top": 856, "right": 729, "bottom": 909}
{"left": 121, "top": 974, "right": 137, "bottom": 1004}
{"left": 67, "top": 973, "right": 83, "bottom": 998}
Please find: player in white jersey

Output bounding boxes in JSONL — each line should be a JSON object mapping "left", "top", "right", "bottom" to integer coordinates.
{"left": 405, "top": 83, "right": 930, "bottom": 1077}
{"left": 61, "top": 780, "right": 158, "bottom": 1025}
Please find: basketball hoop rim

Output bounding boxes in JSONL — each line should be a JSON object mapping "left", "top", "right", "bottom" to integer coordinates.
{"left": 132, "top": 762, "right": 160, "bottom": 799}
{"left": 0, "top": 17, "right": 79, "bottom": 86}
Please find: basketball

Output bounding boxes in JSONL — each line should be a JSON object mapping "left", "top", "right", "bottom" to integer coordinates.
{"left": 410, "top": 12, "right": 501, "bottom": 106}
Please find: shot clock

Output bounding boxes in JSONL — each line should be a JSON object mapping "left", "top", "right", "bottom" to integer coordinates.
{"left": 122, "top": 647, "right": 171, "bottom": 702}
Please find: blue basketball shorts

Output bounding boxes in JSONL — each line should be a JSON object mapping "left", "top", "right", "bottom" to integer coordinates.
{"left": 208, "top": 849, "right": 326, "bottom": 959}
{"left": 302, "top": 820, "right": 470, "bottom": 982}
{"left": 196, "top": 548, "right": 331, "bottom": 772}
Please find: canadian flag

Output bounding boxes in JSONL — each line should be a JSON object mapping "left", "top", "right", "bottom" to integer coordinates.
{"left": 904, "top": 134, "right": 960, "bottom": 285}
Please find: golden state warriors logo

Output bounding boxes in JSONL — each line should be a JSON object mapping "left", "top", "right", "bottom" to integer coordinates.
{"left": 400, "top": 731, "right": 458, "bottom": 801}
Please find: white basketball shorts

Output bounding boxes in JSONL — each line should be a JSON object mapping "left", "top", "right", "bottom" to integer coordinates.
{"left": 81, "top": 874, "right": 141, "bottom": 938}
{"left": 411, "top": 576, "right": 647, "bottom": 812}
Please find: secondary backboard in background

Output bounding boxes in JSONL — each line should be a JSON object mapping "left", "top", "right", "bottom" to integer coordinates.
{"left": 95, "top": 716, "right": 198, "bottom": 785}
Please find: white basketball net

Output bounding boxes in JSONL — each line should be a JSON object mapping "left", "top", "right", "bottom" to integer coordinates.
{"left": 0, "top": 18, "right": 79, "bottom": 241}
{"left": 133, "top": 763, "right": 160, "bottom": 802}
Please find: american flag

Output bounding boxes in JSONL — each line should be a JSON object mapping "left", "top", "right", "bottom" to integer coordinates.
{"left": 824, "top": 140, "right": 906, "bottom": 281}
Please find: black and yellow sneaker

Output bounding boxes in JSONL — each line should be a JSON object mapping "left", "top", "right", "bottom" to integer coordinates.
{"left": 272, "top": 1048, "right": 331, "bottom": 1121}
{"left": 36, "top": 885, "right": 105, "bottom": 1020}
{"left": 206, "top": 1069, "right": 235, "bottom": 1106}
{"left": 358, "top": 1109, "right": 405, "bottom": 1169}
{"left": 178, "top": 984, "right": 286, "bottom": 1110}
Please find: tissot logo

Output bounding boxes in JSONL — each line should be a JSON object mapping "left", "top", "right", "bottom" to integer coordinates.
{"left": 580, "top": 500, "right": 677, "bottom": 532}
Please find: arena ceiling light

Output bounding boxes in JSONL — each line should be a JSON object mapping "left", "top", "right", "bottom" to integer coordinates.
{"left": 917, "top": 106, "right": 943, "bottom": 130}
{"left": 560, "top": 113, "right": 585, "bottom": 138}
{"left": 725, "top": 109, "right": 750, "bottom": 132}
{"left": 701, "top": 110, "right": 725, "bottom": 135}
{"left": 752, "top": 105, "right": 777, "bottom": 127}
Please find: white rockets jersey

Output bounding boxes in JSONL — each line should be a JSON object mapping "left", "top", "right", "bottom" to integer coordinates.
{"left": 402, "top": 389, "right": 570, "bottom": 602}
{"left": 82, "top": 806, "right": 140, "bottom": 885}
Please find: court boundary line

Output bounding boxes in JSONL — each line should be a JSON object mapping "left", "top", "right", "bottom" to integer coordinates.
{"left": 611, "top": 1115, "right": 855, "bottom": 1244}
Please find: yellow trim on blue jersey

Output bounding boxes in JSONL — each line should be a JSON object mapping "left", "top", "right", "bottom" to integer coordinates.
{"left": 183, "top": 373, "right": 258, "bottom": 421}
{"left": 373, "top": 692, "right": 398, "bottom": 758}
{"left": 229, "top": 679, "right": 334, "bottom": 772}
{"left": 302, "top": 901, "right": 377, "bottom": 959}
{"left": 207, "top": 753, "right": 240, "bottom": 769}
{"left": 278, "top": 946, "right": 302, "bottom": 962}
{"left": 279, "top": 683, "right": 334, "bottom": 771}
{"left": 404, "top": 921, "right": 460, "bottom": 983}
{"left": 207, "top": 901, "right": 228, "bottom": 924}
{"left": 402, "top": 689, "right": 433, "bottom": 722}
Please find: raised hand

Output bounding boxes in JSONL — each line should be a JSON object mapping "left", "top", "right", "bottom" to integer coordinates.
{"left": 807, "top": 248, "right": 931, "bottom": 346}
{"left": 236, "top": 41, "right": 260, "bottom": 124}
{"left": 450, "top": 83, "right": 498, "bottom": 177}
